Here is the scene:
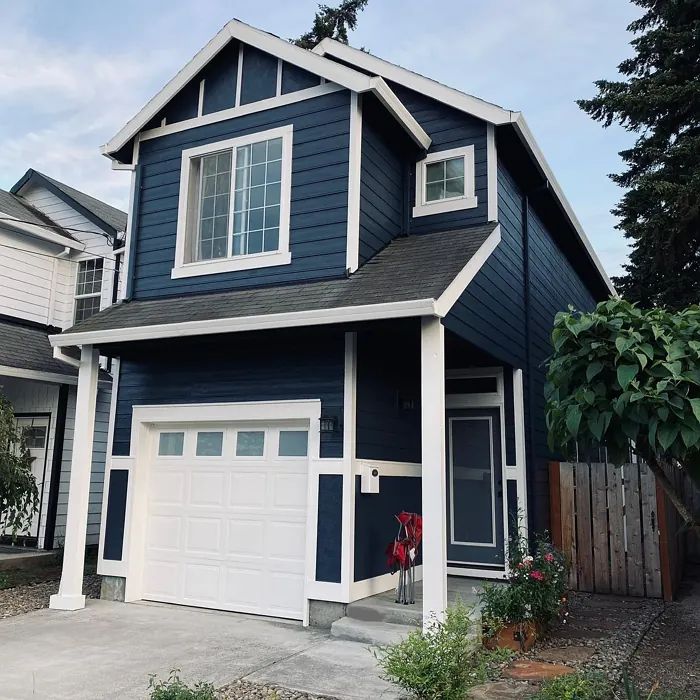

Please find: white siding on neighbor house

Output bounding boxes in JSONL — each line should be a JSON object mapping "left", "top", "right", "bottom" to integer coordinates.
{"left": 0, "top": 376, "right": 60, "bottom": 548}
{"left": 53, "top": 384, "right": 111, "bottom": 547}
{"left": 20, "top": 184, "right": 118, "bottom": 328}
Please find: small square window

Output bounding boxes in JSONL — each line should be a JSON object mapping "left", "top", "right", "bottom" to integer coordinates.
{"left": 236, "top": 431, "right": 265, "bottom": 457}
{"left": 279, "top": 430, "right": 308, "bottom": 457}
{"left": 158, "top": 432, "right": 184, "bottom": 456}
{"left": 196, "top": 431, "right": 223, "bottom": 456}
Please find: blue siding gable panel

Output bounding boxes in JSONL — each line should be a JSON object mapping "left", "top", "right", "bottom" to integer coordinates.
{"left": 240, "top": 46, "right": 278, "bottom": 105}
{"left": 111, "top": 328, "right": 345, "bottom": 459}
{"left": 388, "top": 83, "right": 489, "bottom": 233}
{"left": 202, "top": 40, "right": 240, "bottom": 115}
{"left": 132, "top": 91, "right": 351, "bottom": 299}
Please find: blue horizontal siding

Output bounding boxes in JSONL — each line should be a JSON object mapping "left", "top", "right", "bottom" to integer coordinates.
{"left": 111, "top": 328, "right": 345, "bottom": 459}
{"left": 316, "top": 475, "right": 343, "bottom": 583}
{"left": 132, "top": 90, "right": 351, "bottom": 299}
{"left": 389, "top": 83, "right": 489, "bottom": 233}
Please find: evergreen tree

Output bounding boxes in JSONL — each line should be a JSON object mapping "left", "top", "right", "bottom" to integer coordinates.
{"left": 293, "top": 0, "right": 369, "bottom": 50}
{"left": 578, "top": 0, "right": 700, "bottom": 309}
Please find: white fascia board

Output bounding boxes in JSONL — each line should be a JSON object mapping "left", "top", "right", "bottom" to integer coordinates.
{"left": 0, "top": 215, "right": 85, "bottom": 251}
{"left": 102, "top": 20, "right": 374, "bottom": 159}
{"left": 313, "top": 39, "right": 515, "bottom": 126}
{"left": 510, "top": 116, "right": 615, "bottom": 295}
{"left": 365, "top": 77, "right": 431, "bottom": 149}
{"left": 49, "top": 298, "right": 438, "bottom": 348}
{"left": 0, "top": 365, "right": 78, "bottom": 385}
{"left": 434, "top": 225, "right": 502, "bottom": 317}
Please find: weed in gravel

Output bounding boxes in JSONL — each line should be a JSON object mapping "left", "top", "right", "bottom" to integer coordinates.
{"left": 148, "top": 669, "right": 216, "bottom": 700}
{"left": 533, "top": 671, "right": 611, "bottom": 700}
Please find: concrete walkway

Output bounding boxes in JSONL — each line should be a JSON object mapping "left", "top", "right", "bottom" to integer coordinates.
{"left": 0, "top": 599, "right": 400, "bottom": 700}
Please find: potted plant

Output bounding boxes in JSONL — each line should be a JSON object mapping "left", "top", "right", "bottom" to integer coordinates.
{"left": 480, "top": 533, "right": 568, "bottom": 652}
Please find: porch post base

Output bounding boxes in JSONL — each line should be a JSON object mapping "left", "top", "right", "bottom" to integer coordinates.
{"left": 49, "top": 593, "right": 86, "bottom": 611}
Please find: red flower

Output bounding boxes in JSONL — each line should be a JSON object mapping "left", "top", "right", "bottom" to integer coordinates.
{"left": 544, "top": 552, "right": 555, "bottom": 563}
{"left": 530, "top": 570, "right": 545, "bottom": 582}
{"left": 396, "top": 512, "right": 412, "bottom": 526}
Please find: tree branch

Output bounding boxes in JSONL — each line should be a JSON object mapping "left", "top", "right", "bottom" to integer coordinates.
{"left": 645, "top": 453, "right": 700, "bottom": 533}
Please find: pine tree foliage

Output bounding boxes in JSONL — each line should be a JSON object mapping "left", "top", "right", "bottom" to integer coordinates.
{"left": 578, "top": 0, "right": 700, "bottom": 309}
{"left": 293, "top": 0, "right": 369, "bottom": 50}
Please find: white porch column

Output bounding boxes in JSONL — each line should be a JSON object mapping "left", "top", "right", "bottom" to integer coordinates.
{"left": 50, "top": 345, "right": 99, "bottom": 611}
{"left": 420, "top": 317, "right": 448, "bottom": 626}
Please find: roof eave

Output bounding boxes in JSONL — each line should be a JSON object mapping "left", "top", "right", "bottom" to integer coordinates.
{"left": 0, "top": 214, "right": 85, "bottom": 251}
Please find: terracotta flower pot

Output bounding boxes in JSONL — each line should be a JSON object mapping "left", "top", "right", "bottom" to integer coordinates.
{"left": 483, "top": 621, "right": 538, "bottom": 652}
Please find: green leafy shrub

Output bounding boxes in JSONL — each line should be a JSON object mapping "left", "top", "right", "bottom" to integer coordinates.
{"left": 621, "top": 672, "right": 696, "bottom": 700}
{"left": 533, "top": 671, "right": 611, "bottom": 700}
{"left": 374, "top": 602, "right": 512, "bottom": 700}
{"left": 480, "top": 532, "right": 568, "bottom": 633}
{"left": 148, "top": 670, "right": 216, "bottom": 700}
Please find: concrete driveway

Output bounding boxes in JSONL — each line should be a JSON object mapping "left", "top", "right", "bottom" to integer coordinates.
{"left": 0, "top": 600, "right": 399, "bottom": 700}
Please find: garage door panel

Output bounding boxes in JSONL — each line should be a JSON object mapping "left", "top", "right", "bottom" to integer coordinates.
{"left": 144, "top": 422, "right": 309, "bottom": 620}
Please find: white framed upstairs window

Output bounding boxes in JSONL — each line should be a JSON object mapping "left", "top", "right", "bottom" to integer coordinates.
{"left": 413, "top": 145, "right": 478, "bottom": 218}
{"left": 74, "top": 258, "right": 103, "bottom": 323}
{"left": 173, "top": 124, "right": 293, "bottom": 279}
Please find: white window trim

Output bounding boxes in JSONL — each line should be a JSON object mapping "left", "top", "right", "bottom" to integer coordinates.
{"left": 73, "top": 257, "right": 104, "bottom": 323}
{"left": 413, "top": 145, "right": 477, "bottom": 218}
{"left": 172, "top": 124, "right": 294, "bottom": 280}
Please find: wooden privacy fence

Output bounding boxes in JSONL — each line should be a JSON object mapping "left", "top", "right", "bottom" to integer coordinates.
{"left": 549, "top": 461, "right": 700, "bottom": 600}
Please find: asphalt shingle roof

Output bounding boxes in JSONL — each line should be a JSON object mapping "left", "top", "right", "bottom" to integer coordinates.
{"left": 62, "top": 222, "right": 497, "bottom": 337}
{"left": 0, "top": 189, "right": 75, "bottom": 240}
{"left": 0, "top": 319, "right": 79, "bottom": 376}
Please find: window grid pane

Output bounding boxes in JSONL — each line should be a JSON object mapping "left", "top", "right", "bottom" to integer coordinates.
{"left": 74, "top": 296, "right": 101, "bottom": 323}
{"left": 233, "top": 137, "right": 283, "bottom": 257}
{"left": 75, "top": 259, "right": 103, "bottom": 296}
{"left": 424, "top": 156, "right": 466, "bottom": 202}
{"left": 198, "top": 150, "right": 232, "bottom": 261}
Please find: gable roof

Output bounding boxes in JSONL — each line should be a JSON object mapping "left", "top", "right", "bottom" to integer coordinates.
{"left": 11, "top": 169, "right": 127, "bottom": 238}
{"left": 101, "top": 19, "right": 430, "bottom": 160}
{"left": 313, "top": 39, "right": 614, "bottom": 295}
{"left": 51, "top": 222, "right": 500, "bottom": 347}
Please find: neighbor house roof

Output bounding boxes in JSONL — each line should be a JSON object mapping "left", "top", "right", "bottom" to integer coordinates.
{"left": 50, "top": 222, "right": 501, "bottom": 347}
{"left": 11, "top": 169, "right": 128, "bottom": 238}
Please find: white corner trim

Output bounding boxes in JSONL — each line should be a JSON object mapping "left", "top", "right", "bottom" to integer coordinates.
{"left": 234, "top": 43, "right": 244, "bottom": 107}
{"left": 512, "top": 367, "right": 529, "bottom": 537}
{"left": 434, "top": 224, "right": 501, "bottom": 316}
{"left": 0, "top": 214, "right": 86, "bottom": 251}
{"left": 511, "top": 115, "right": 615, "bottom": 294}
{"left": 346, "top": 93, "right": 362, "bottom": 273}
{"left": 139, "top": 83, "right": 343, "bottom": 143}
{"left": 367, "top": 77, "right": 431, "bottom": 150}
{"left": 0, "top": 365, "right": 78, "bottom": 385}
{"left": 312, "top": 39, "right": 514, "bottom": 126}
{"left": 413, "top": 145, "right": 477, "bottom": 218}
{"left": 486, "top": 123, "right": 498, "bottom": 221}
{"left": 172, "top": 124, "right": 293, "bottom": 279}
{"left": 120, "top": 165, "right": 138, "bottom": 300}
{"left": 341, "top": 332, "right": 357, "bottom": 599}
{"left": 49, "top": 298, "right": 438, "bottom": 348}
{"left": 197, "top": 79, "right": 205, "bottom": 117}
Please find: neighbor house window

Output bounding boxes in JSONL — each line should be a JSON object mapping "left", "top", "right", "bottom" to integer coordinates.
{"left": 74, "top": 258, "right": 103, "bottom": 323}
{"left": 173, "top": 125, "right": 293, "bottom": 279}
{"left": 413, "top": 145, "right": 477, "bottom": 218}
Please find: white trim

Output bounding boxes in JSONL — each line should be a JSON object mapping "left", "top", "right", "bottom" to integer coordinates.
{"left": 0, "top": 365, "right": 78, "bottom": 385}
{"left": 276, "top": 58, "right": 283, "bottom": 97}
{"left": 120, "top": 149, "right": 138, "bottom": 300}
{"left": 413, "top": 145, "right": 477, "bottom": 218}
{"left": 0, "top": 214, "right": 85, "bottom": 251}
{"left": 351, "top": 566, "right": 424, "bottom": 602}
{"left": 346, "top": 93, "right": 362, "bottom": 273}
{"left": 172, "top": 124, "right": 293, "bottom": 279}
{"left": 53, "top": 346, "right": 80, "bottom": 369}
{"left": 50, "top": 298, "right": 438, "bottom": 347}
{"left": 447, "top": 566, "right": 507, "bottom": 580}
{"left": 313, "top": 39, "right": 514, "bottom": 126}
{"left": 140, "top": 84, "right": 343, "bottom": 143}
{"left": 102, "top": 20, "right": 429, "bottom": 159}
{"left": 434, "top": 224, "right": 501, "bottom": 316}
{"left": 486, "top": 123, "right": 498, "bottom": 221}
{"left": 197, "top": 79, "right": 205, "bottom": 117}
{"left": 342, "top": 332, "right": 357, "bottom": 600}
{"left": 234, "top": 43, "right": 244, "bottom": 107}
{"left": 512, "top": 368, "right": 529, "bottom": 537}
{"left": 368, "top": 77, "right": 431, "bottom": 150}
{"left": 313, "top": 40, "right": 614, "bottom": 295}
{"left": 354, "top": 459, "right": 421, "bottom": 478}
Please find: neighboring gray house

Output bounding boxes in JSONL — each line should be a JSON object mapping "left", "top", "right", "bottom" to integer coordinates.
{"left": 0, "top": 170, "right": 126, "bottom": 549}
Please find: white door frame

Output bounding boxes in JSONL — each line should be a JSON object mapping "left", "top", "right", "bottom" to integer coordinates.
{"left": 445, "top": 367, "right": 509, "bottom": 580}
{"left": 121, "top": 399, "right": 322, "bottom": 624}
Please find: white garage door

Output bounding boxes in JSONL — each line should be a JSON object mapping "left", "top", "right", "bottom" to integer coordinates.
{"left": 142, "top": 422, "right": 309, "bottom": 620}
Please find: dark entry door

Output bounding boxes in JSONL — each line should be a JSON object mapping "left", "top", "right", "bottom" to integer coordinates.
{"left": 446, "top": 407, "right": 504, "bottom": 567}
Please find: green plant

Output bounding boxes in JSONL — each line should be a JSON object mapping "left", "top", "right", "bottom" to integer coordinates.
{"left": 533, "top": 671, "right": 611, "bottom": 700}
{"left": 0, "top": 392, "right": 39, "bottom": 538}
{"left": 480, "top": 532, "right": 568, "bottom": 633}
{"left": 374, "top": 602, "right": 512, "bottom": 699}
{"left": 620, "top": 672, "right": 697, "bottom": 700}
{"left": 148, "top": 670, "right": 216, "bottom": 700}
{"left": 546, "top": 299, "right": 700, "bottom": 529}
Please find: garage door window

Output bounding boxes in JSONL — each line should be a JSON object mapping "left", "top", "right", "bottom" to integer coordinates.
{"left": 279, "top": 430, "right": 308, "bottom": 457}
{"left": 236, "top": 430, "right": 265, "bottom": 456}
{"left": 158, "top": 432, "right": 184, "bottom": 456}
{"left": 196, "top": 431, "right": 224, "bottom": 456}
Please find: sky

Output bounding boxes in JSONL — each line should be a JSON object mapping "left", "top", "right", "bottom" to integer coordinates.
{"left": 0, "top": 0, "right": 641, "bottom": 277}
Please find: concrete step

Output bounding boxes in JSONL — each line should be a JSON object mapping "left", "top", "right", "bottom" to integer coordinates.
{"left": 330, "top": 616, "right": 417, "bottom": 646}
{"left": 345, "top": 596, "right": 422, "bottom": 627}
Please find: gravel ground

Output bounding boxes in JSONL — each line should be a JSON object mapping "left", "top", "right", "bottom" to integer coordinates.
{"left": 525, "top": 590, "right": 664, "bottom": 682}
{"left": 0, "top": 574, "right": 101, "bottom": 619}
{"left": 627, "top": 563, "right": 700, "bottom": 695}
{"left": 217, "top": 679, "right": 337, "bottom": 700}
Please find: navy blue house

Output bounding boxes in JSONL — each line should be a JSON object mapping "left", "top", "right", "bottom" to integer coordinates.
{"left": 48, "top": 20, "right": 612, "bottom": 623}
